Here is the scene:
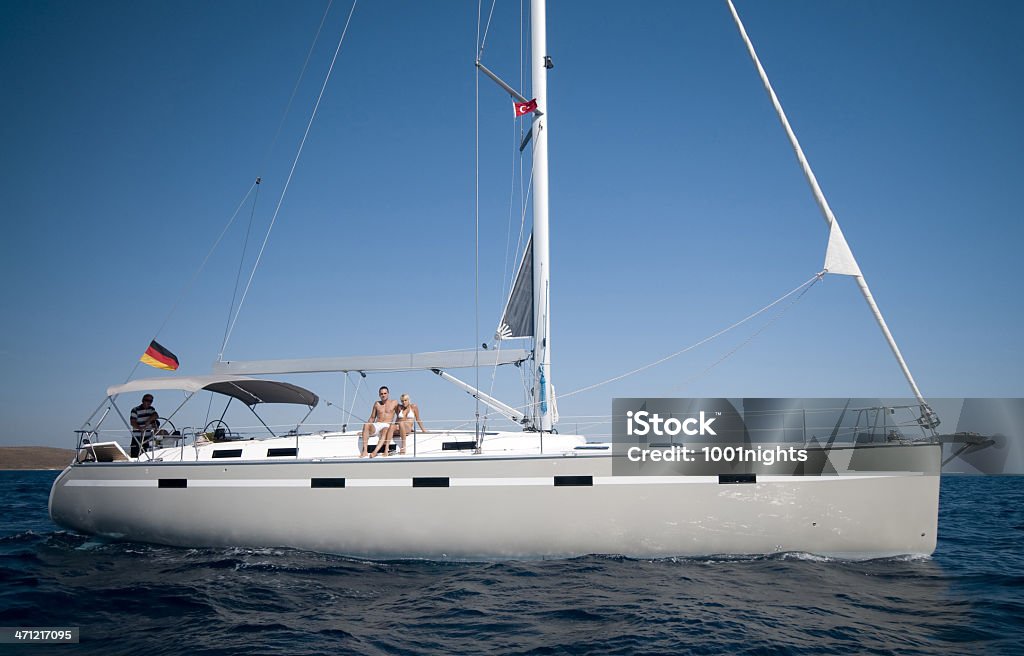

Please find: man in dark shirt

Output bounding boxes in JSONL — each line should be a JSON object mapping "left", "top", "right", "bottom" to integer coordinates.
{"left": 130, "top": 394, "right": 160, "bottom": 458}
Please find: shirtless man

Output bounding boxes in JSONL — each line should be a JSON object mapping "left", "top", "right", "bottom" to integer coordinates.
{"left": 361, "top": 386, "right": 399, "bottom": 457}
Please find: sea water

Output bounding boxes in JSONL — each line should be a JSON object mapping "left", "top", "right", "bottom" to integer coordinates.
{"left": 1, "top": 471, "right": 1021, "bottom": 655}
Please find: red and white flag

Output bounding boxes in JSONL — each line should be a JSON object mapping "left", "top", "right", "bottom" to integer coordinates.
{"left": 514, "top": 98, "right": 538, "bottom": 117}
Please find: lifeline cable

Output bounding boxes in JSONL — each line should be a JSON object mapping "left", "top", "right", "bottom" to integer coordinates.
{"left": 556, "top": 272, "right": 824, "bottom": 401}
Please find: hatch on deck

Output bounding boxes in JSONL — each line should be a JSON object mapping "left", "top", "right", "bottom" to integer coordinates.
{"left": 78, "top": 441, "right": 130, "bottom": 463}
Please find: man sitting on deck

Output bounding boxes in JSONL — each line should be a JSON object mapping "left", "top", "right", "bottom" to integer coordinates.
{"left": 361, "top": 386, "right": 399, "bottom": 458}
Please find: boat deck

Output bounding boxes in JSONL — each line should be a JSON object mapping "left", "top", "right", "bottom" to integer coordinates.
{"left": 78, "top": 430, "right": 600, "bottom": 464}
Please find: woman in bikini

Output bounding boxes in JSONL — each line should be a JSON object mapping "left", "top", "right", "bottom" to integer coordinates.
{"left": 392, "top": 393, "right": 428, "bottom": 455}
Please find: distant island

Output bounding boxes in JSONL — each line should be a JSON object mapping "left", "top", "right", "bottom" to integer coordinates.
{"left": 0, "top": 446, "right": 75, "bottom": 470}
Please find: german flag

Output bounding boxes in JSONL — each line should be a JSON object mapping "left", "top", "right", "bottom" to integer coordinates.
{"left": 140, "top": 340, "right": 179, "bottom": 371}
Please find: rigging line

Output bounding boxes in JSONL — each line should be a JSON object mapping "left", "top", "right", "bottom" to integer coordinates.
{"left": 222, "top": 0, "right": 358, "bottom": 355}
{"left": 518, "top": 0, "right": 529, "bottom": 250}
{"left": 519, "top": 0, "right": 526, "bottom": 267}
{"left": 485, "top": 340, "right": 504, "bottom": 416}
{"left": 523, "top": 0, "right": 531, "bottom": 96}
{"left": 676, "top": 272, "right": 822, "bottom": 392}
{"left": 515, "top": 159, "right": 534, "bottom": 275}
{"left": 505, "top": 129, "right": 536, "bottom": 303}
{"left": 477, "top": 0, "right": 499, "bottom": 61}
{"left": 490, "top": 130, "right": 519, "bottom": 414}
{"left": 259, "top": 0, "right": 336, "bottom": 177}
{"left": 345, "top": 372, "right": 366, "bottom": 426}
{"left": 490, "top": 136, "right": 534, "bottom": 395}
{"left": 572, "top": 420, "right": 612, "bottom": 434}
{"left": 474, "top": 0, "right": 483, "bottom": 441}
{"left": 489, "top": 163, "right": 536, "bottom": 403}
{"left": 203, "top": 386, "right": 216, "bottom": 429}
{"left": 121, "top": 360, "right": 143, "bottom": 386}
{"left": 520, "top": 0, "right": 525, "bottom": 93}
{"left": 152, "top": 180, "right": 259, "bottom": 342}
{"left": 205, "top": 4, "right": 335, "bottom": 361}
{"left": 556, "top": 272, "right": 824, "bottom": 400}
{"left": 126, "top": 2, "right": 334, "bottom": 380}
{"left": 216, "top": 1, "right": 333, "bottom": 360}
{"left": 320, "top": 399, "right": 354, "bottom": 419}
{"left": 490, "top": 120, "right": 532, "bottom": 405}
{"left": 321, "top": 391, "right": 366, "bottom": 423}
{"left": 499, "top": 110, "right": 520, "bottom": 307}
{"left": 485, "top": 344, "right": 503, "bottom": 407}
{"left": 120, "top": 179, "right": 258, "bottom": 385}
{"left": 341, "top": 373, "right": 347, "bottom": 430}
{"left": 515, "top": 154, "right": 531, "bottom": 356}
{"left": 219, "top": 181, "right": 261, "bottom": 359}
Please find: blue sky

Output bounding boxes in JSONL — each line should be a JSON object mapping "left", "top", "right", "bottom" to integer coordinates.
{"left": 1, "top": 0, "right": 1021, "bottom": 447}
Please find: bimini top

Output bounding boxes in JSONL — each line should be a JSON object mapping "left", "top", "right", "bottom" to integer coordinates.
{"left": 106, "top": 375, "right": 318, "bottom": 407}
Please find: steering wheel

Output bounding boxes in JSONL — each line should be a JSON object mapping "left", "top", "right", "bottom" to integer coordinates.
{"left": 153, "top": 417, "right": 178, "bottom": 446}
{"left": 156, "top": 417, "right": 177, "bottom": 435}
{"left": 203, "top": 419, "right": 233, "bottom": 442}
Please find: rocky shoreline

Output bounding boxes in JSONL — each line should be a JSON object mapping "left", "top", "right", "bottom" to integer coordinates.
{"left": 0, "top": 446, "right": 75, "bottom": 470}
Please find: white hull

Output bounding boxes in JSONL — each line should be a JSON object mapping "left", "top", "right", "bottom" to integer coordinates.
{"left": 49, "top": 440, "right": 940, "bottom": 559}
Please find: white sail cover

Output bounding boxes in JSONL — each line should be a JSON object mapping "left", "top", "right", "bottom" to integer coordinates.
{"left": 823, "top": 219, "right": 863, "bottom": 277}
{"left": 496, "top": 236, "right": 534, "bottom": 340}
{"left": 212, "top": 348, "right": 530, "bottom": 375}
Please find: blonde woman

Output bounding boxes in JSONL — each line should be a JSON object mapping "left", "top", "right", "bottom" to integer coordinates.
{"left": 392, "top": 393, "right": 427, "bottom": 455}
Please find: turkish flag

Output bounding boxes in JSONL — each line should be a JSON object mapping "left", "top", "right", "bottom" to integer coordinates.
{"left": 514, "top": 98, "right": 538, "bottom": 117}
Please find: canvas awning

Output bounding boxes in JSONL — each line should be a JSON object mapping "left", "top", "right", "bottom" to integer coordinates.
{"left": 106, "top": 375, "right": 318, "bottom": 407}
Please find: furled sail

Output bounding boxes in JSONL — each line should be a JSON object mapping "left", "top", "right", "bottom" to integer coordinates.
{"left": 823, "top": 219, "right": 862, "bottom": 277}
{"left": 496, "top": 236, "right": 534, "bottom": 340}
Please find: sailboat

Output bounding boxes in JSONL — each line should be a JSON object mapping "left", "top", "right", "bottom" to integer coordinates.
{"left": 49, "top": 0, "right": 941, "bottom": 559}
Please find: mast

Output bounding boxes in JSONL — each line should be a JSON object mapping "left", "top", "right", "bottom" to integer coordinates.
{"left": 531, "top": 0, "right": 554, "bottom": 431}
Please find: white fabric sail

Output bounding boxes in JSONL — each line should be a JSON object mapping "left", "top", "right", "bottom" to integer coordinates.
{"left": 496, "top": 236, "right": 534, "bottom": 340}
{"left": 823, "top": 219, "right": 863, "bottom": 277}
